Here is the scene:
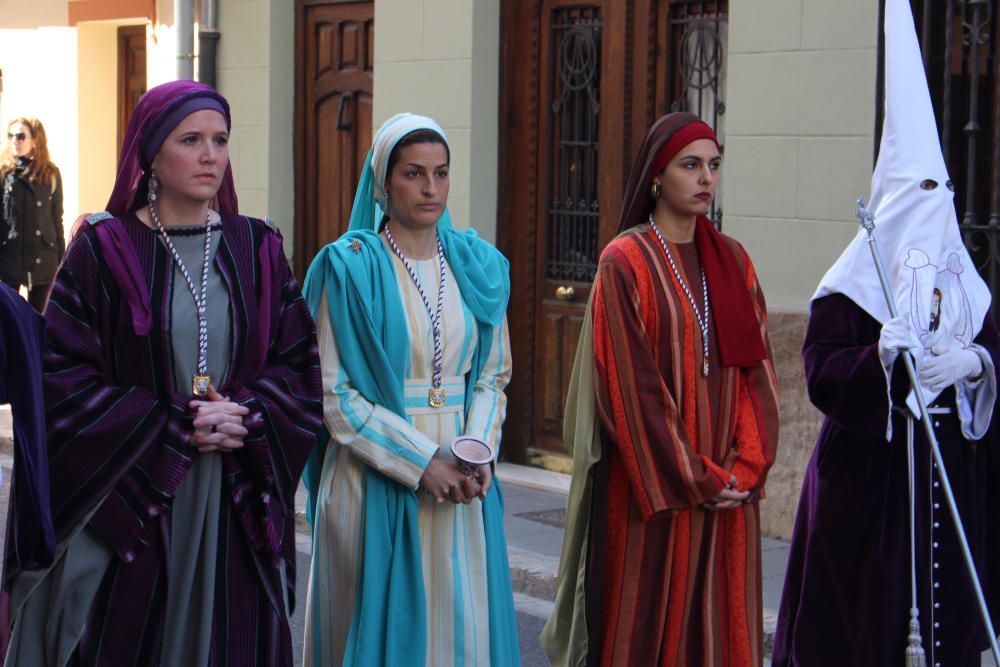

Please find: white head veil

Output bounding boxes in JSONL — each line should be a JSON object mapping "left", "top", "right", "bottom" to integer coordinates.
{"left": 347, "top": 113, "right": 450, "bottom": 232}
{"left": 812, "top": 0, "right": 991, "bottom": 408}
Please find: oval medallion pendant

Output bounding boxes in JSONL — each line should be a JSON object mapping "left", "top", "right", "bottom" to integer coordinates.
{"left": 193, "top": 374, "right": 211, "bottom": 397}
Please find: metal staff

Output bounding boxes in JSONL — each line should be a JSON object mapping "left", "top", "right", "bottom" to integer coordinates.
{"left": 855, "top": 198, "right": 1000, "bottom": 665}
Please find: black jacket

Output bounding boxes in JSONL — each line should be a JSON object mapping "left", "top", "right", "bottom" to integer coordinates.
{"left": 0, "top": 163, "right": 64, "bottom": 287}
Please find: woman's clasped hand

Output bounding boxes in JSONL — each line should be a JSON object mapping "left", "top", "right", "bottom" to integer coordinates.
{"left": 189, "top": 384, "right": 250, "bottom": 453}
{"left": 418, "top": 458, "right": 494, "bottom": 504}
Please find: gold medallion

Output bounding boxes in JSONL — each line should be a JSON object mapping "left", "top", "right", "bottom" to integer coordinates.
{"left": 193, "top": 374, "right": 211, "bottom": 397}
{"left": 428, "top": 386, "right": 446, "bottom": 408}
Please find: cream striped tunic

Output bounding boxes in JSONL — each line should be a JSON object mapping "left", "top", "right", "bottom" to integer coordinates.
{"left": 304, "top": 251, "right": 511, "bottom": 667}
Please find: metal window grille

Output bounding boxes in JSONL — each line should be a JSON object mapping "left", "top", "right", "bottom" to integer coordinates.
{"left": 896, "top": 0, "right": 1000, "bottom": 318}
{"left": 546, "top": 6, "right": 603, "bottom": 283}
{"left": 666, "top": 0, "right": 728, "bottom": 228}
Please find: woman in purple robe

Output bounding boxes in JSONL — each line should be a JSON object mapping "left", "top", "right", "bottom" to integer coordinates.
{"left": 0, "top": 80, "right": 324, "bottom": 666}
{"left": 0, "top": 281, "right": 54, "bottom": 575}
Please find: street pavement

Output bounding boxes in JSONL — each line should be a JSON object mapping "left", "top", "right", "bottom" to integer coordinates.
{"left": 2, "top": 404, "right": 994, "bottom": 665}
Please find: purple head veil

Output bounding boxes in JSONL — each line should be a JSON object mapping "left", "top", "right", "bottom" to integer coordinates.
{"left": 106, "top": 80, "right": 238, "bottom": 216}
{"left": 85, "top": 81, "right": 240, "bottom": 336}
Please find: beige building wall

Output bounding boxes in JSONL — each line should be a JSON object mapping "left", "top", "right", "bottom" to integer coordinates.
{"left": 141, "top": 0, "right": 295, "bottom": 256}
{"left": 373, "top": 0, "right": 501, "bottom": 243}
{"left": 724, "top": 0, "right": 879, "bottom": 313}
{"left": 77, "top": 21, "right": 121, "bottom": 220}
{"left": 722, "top": 0, "right": 881, "bottom": 539}
{"left": 215, "top": 0, "right": 296, "bottom": 257}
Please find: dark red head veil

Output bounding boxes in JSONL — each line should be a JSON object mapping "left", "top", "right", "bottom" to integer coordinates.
{"left": 619, "top": 112, "right": 767, "bottom": 367}
{"left": 106, "top": 79, "right": 238, "bottom": 216}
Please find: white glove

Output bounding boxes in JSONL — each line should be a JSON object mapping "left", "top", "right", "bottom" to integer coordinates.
{"left": 919, "top": 348, "right": 983, "bottom": 393}
{"left": 878, "top": 316, "right": 923, "bottom": 368}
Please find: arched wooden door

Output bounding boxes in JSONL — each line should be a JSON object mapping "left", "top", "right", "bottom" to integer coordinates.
{"left": 499, "top": 0, "right": 729, "bottom": 468}
{"left": 295, "top": 0, "right": 374, "bottom": 277}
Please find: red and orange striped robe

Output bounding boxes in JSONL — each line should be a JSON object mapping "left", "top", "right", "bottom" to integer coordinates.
{"left": 589, "top": 226, "right": 779, "bottom": 667}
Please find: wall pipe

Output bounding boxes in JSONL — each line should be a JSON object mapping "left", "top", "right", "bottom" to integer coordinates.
{"left": 176, "top": 0, "right": 195, "bottom": 80}
{"left": 198, "top": 0, "right": 220, "bottom": 88}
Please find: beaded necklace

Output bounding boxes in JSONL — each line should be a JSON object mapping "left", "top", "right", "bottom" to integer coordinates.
{"left": 648, "top": 214, "right": 711, "bottom": 376}
{"left": 384, "top": 226, "right": 448, "bottom": 407}
{"left": 150, "top": 203, "right": 214, "bottom": 396}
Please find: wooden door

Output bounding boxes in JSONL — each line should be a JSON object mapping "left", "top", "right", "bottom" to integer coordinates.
{"left": 499, "top": 0, "right": 728, "bottom": 467}
{"left": 117, "top": 25, "right": 147, "bottom": 151}
{"left": 295, "top": 0, "right": 374, "bottom": 277}
{"left": 500, "top": 0, "right": 628, "bottom": 468}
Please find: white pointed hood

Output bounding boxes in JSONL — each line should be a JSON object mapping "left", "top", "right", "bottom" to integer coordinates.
{"left": 813, "top": 0, "right": 991, "bottom": 407}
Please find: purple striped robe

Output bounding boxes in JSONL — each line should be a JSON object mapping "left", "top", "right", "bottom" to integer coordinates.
{"left": 2, "top": 214, "right": 324, "bottom": 666}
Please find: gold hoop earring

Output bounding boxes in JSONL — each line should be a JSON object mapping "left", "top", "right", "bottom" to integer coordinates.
{"left": 651, "top": 182, "right": 662, "bottom": 200}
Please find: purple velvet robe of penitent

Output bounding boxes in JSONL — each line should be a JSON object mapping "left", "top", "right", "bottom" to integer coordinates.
{"left": 0, "top": 214, "right": 324, "bottom": 665}
{"left": 773, "top": 292, "right": 1000, "bottom": 667}
{"left": 0, "top": 282, "right": 54, "bottom": 574}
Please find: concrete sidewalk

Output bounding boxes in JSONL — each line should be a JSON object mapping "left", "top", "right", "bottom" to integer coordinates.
{"left": 0, "top": 405, "right": 10, "bottom": 454}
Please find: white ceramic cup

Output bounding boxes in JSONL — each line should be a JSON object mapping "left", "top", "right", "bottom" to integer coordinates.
{"left": 450, "top": 436, "right": 493, "bottom": 476}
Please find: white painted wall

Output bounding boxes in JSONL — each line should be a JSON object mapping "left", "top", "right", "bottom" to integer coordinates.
{"left": 0, "top": 3, "right": 80, "bottom": 236}
{"left": 374, "top": 0, "right": 501, "bottom": 242}
{"left": 722, "top": 0, "right": 880, "bottom": 312}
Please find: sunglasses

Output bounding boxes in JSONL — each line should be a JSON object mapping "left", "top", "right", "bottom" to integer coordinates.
{"left": 7, "top": 133, "right": 26, "bottom": 142}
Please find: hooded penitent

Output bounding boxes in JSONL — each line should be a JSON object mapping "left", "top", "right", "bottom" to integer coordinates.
{"left": 813, "top": 0, "right": 991, "bottom": 411}
{"left": 772, "top": 2, "right": 999, "bottom": 665}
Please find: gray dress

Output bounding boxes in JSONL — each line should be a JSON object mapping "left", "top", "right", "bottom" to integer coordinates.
{"left": 159, "top": 223, "right": 232, "bottom": 667}
{"left": 4, "top": 222, "right": 233, "bottom": 667}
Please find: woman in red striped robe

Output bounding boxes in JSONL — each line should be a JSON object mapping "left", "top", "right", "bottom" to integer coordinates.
{"left": 542, "top": 113, "right": 780, "bottom": 667}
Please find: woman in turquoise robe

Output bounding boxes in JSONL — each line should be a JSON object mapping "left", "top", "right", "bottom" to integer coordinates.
{"left": 302, "top": 113, "right": 520, "bottom": 667}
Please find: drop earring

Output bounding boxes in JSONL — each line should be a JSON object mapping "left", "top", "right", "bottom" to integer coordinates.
{"left": 148, "top": 170, "right": 159, "bottom": 204}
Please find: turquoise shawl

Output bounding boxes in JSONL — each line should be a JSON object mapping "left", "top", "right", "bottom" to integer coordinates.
{"left": 302, "top": 115, "right": 519, "bottom": 666}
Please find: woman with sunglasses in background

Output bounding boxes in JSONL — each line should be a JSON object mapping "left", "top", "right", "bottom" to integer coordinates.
{"left": 0, "top": 118, "right": 63, "bottom": 311}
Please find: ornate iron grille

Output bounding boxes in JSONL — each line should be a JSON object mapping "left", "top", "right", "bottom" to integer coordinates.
{"left": 905, "top": 0, "right": 1000, "bottom": 317}
{"left": 546, "top": 6, "right": 602, "bottom": 283}
{"left": 666, "top": 0, "right": 728, "bottom": 228}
